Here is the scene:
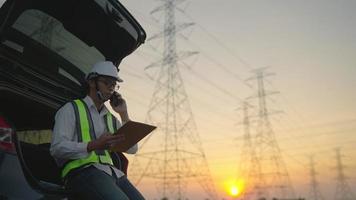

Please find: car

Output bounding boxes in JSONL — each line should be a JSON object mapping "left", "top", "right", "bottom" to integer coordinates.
{"left": 0, "top": 0, "right": 146, "bottom": 199}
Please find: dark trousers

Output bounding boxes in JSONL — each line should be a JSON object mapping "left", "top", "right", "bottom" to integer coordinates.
{"left": 66, "top": 166, "right": 145, "bottom": 200}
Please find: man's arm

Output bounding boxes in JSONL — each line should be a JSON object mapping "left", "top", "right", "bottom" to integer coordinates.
{"left": 111, "top": 95, "right": 138, "bottom": 154}
{"left": 87, "top": 132, "right": 124, "bottom": 152}
{"left": 50, "top": 103, "right": 89, "bottom": 160}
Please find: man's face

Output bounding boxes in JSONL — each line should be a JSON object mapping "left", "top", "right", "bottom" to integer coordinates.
{"left": 92, "top": 76, "right": 119, "bottom": 100}
{"left": 97, "top": 76, "right": 118, "bottom": 88}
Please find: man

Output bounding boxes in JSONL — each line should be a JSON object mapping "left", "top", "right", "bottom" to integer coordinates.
{"left": 50, "top": 61, "right": 145, "bottom": 200}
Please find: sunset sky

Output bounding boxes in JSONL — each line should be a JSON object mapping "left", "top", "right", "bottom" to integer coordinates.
{"left": 1, "top": 0, "right": 355, "bottom": 199}
{"left": 118, "top": 0, "right": 356, "bottom": 199}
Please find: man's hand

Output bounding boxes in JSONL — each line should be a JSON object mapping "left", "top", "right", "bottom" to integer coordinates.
{"left": 110, "top": 93, "right": 127, "bottom": 113}
{"left": 110, "top": 93, "right": 130, "bottom": 123}
{"left": 87, "top": 132, "right": 125, "bottom": 152}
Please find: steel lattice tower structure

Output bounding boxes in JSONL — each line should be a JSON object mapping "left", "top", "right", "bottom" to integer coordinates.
{"left": 334, "top": 148, "right": 355, "bottom": 200}
{"left": 308, "top": 156, "right": 325, "bottom": 200}
{"left": 237, "top": 101, "right": 261, "bottom": 200}
{"left": 129, "top": 0, "right": 218, "bottom": 199}
{"left": 244, "top": 68, "right": 295, "bottom": 200}
{"left": 238, "top": 102, "right": 255, "bottom": 178}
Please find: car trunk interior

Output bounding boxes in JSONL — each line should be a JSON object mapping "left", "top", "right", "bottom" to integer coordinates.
{"left": 0, "top": 87, "right": 65, "bottom": 191}
{"left": 0, "top": 88, "right": 58, "bottom": 131}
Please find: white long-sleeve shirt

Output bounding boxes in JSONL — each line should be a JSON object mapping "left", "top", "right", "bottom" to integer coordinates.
{"left": 50, "top": 95, "right": 137, "bottom": 178}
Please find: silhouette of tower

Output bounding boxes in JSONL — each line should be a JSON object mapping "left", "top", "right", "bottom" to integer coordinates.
{"left": 129, "top": 0, "right": 218, "bottom": 199}
{"left": 308, "top": 155, "right": 324, "bottom": 200}
{"left": 237, "top": 101, "right": 254, "bottom": 176}
{"left": 244, "top": 67, "right": 295, "bottom": 200}
{"left": 236, "top": 101, "right": 260, "bottom": 200}
{"left": 334, "top": 148, "right": 355, "bottom": 200}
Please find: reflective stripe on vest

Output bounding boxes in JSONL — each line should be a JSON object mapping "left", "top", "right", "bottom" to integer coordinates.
{"left": 105, "top": 112, "right": 115, "bottom": 133}
{"left": 61, "top": 99, "right": 115, "bottom": 178}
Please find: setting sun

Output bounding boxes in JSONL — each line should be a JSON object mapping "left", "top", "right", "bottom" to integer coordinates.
{"left": 224, "top": 179, "right": 245, "bottom": 198}
{"left": 229, "top": 185, "right": 239, "bottom": 196}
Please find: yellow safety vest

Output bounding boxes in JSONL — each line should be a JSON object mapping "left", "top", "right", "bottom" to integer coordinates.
{"left": 61, "top": 99, "right": 117, "bottom": 178}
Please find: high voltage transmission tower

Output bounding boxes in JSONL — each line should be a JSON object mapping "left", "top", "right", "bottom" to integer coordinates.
{"left": 240, "top": 67, "right": 295, "bottom": 200}
{"left": 236, "top": 101, "right": 260, "bottom": 200}
{"left": 334, "top": 148, "right": 355, "bottom": 200}
{"left": 236, "top": 101, "right": 255, "bottom": 177}
{"left": 308, "top": 155, "right": 325, "bottom": 200}
{"left": 129, "top": 0, "right": 218, "bottom": 199}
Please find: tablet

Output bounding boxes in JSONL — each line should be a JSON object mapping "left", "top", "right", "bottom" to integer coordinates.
{"left": 110, "top": 121, "right": 156, "bottom": 152}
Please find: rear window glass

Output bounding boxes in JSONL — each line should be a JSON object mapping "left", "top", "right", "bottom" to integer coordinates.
{"left": 12, "top": 9, "right": 105, "bottom": 78}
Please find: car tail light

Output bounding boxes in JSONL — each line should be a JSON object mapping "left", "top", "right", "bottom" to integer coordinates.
{"left": 0, "top": 116, "right": 16, "bottom": 153}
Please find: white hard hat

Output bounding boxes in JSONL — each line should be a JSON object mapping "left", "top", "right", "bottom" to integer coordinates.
{"left": 86, "top": 61, "right": 123, "bottom": 82}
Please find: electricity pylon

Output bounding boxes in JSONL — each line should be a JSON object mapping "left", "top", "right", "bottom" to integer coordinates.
{"left": 244, "top": 67, "right": 295, "bottom": 200}
{"left": 236, "top": 101, "right": 260, "bottom": 200}
{"left": 334, "top": 148, "right": 355, "bottom": 200}
{"left": 308, "top": 155, "right": 325, "bottom": 200}
{"left": 129, "top": 0, "right": 218, "bottom": 199}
